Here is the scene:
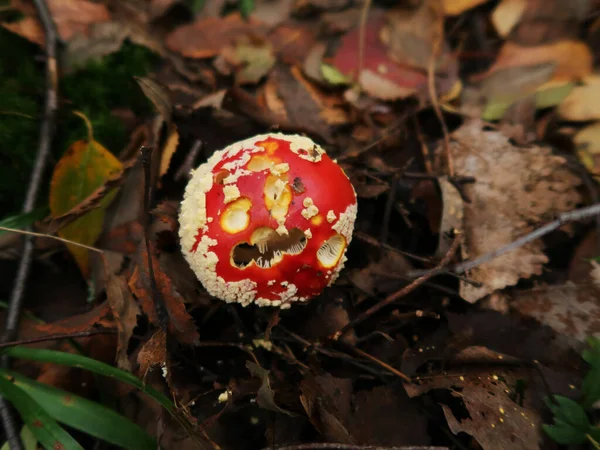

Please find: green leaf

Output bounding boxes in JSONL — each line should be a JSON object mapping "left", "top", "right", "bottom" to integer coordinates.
{"left": 1, "top": 425, "right": 37, "bottom": 450}
{"left": 583, "top": 336, "right": 600, "bottom": 368}
{"left": 1, "top": 370, "right": 156, "bottom": 450}
{"left": 239, "top": 0, "right": 254, "bottom": 18}
{"left": 3, "top": 346, "right": 173, "bottom": 413}
{"left": 582, "top": 367, "right": 600, "bottom": 409}
{"left": 0, "top": 375, "right": 84, "bottom": 450}
{"left": 321, "top": 64, "right": 352, "bottom": 86}
{"left": 544, "top": 396, "right": 590, "bottom": 444}
{"left": 188, "top": 0, "right": 206, "bottom": 13}
{"left": 0, "top": 208, "right": 48, "bottom": 237}
{"left": 535, "top": 82, "right": 574, "bottom": 109}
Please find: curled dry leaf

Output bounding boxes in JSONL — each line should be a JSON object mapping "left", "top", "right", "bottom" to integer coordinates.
{"left": 129, "top": 242, "right": 200, "bottom": 345}
{"left": 106, "top": 274, "right": 141, "bottom": 371}
{"left": 33, "top": 301, "right": 114, "bottom": 334}
{"left": 437, "top": 120, "right": 582, "bottom": 303}
{"left": 137, "top": 329, "right": 167, "bottom": 379}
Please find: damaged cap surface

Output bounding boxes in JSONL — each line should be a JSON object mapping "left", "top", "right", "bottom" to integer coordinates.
{"left": 179, "top": 133, "right": 358, "bottom": 308}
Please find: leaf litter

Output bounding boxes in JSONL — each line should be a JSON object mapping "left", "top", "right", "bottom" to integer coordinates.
{"left": 2, "top": 0, "right": 600, "bottom": 449}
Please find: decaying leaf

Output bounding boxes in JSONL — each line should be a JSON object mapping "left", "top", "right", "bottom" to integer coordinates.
{"left": 405, "top": 347, "right": 543, "bottom": 450}
{"left": 511, "top": 229, "right": 600, "bottom": 350}
{"left": 216, "top": 39, "right": 276, "bottom": 85}
{"left": 106, "top": 274, "right": 141, "bottom": 370}
{"left": 166, "top": 13, "right": 266, "bottom": 59}
{"left": 50, "top": 133, "right": 123, "bottom": 276}
{"left": 2, "top": 0, "right": 111, "bottom": 46}
{"left": 436, "top": 120, "right": 582, "bottom": 302}
{"left": 246, "top": 361, "right": 295, "bottom": 416}
{"left": 129, "top": 242, "right": 200, "bottom": 345}
{"left": 33, "top": 301, "right": 114, "bottom": 334}
{"left": 137, "top": 329, "right": 167, "bottom": 379}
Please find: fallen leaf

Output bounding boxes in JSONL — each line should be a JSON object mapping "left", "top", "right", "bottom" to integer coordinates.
{"left": 2, "top": 0, "right": 111, "bottom": 46}
{"left": 557, "top": 75, "right": 600, "bottom": 121}
{"left": 129, "top": 242, "right": 200, "bottom": 345}
{"left": 137, "top": 329, "right": 167, "bottom": 379}
{"left": 476, "top": 40, "right": 593, "bottom": 84}
{"left": 436, "top": 120, "right": 582, "bottom": 302}
{"left": 33, "top": 301, "right": 113, "bottom": 334}
{"left": 573, "top": 122, "right": 600, "bottom": 178}
{"left": 246, "top": 361, "right": 295, "bottom": 416}
{"left": 63, "top": 21, "right": 129, "bottom": 71}
{"left": 216, "top": 39, "right": 276, "bottom": 85}
{"left": 268, "top": 24, "right": 316, "bottom": 66}
{"left": 442, "top": 0, "right": 489, "bottom": 16}
{"left": 50, "top": 134, "right": 123, "bottom": 276}
{"left": 159, "top": 126, "right": 180, "bottom": 178}
{"left": 492, "top": 0, "right": 527, "bottom": 37}
{"left": 300, "top": 374, "right": 354, "bottom": 444}
{"left": 166, "top": 13, "right": 266, "bottom": 59}
{"left": 106, "top": 274, "right": 141, "bottom": 371}
{"left": 435, "top": 177, "right": 464, "bottom": 258}
{"left": 406, "top": 363, "right": 542, "bottom": 450}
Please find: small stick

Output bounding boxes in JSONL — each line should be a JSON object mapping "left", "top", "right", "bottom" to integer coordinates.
{"left": 333, "top": 233, "right": 461, "bottom": 340}
{"left": 0, "top": 329, "right": 118, "bottom": 350}
{"left": 349, "top": 345, "right": 411, "bottom": 383}
{"left": 1, "top": 0, "right": 59, "bottom": 447}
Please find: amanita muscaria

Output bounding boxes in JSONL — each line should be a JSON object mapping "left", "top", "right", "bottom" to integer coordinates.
{"left": 179, "top": 133, "right": 357, "bottom": 308}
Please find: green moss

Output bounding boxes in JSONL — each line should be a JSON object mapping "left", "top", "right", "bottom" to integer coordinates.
{"left": 0, "top": 27, "right": 157, "bottom": 214}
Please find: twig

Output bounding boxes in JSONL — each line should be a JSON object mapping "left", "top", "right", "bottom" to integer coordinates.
{"left": 0, "top": 329, "right": 117, "bottom": 350}
{"left": 261, "top": 444, "right": 448, "bottom": 450}
{"left": 452, "top": 203, "right": 600, "bottom": 275}
{"left": 333, "top": 233, "right": 461, "bottom": 340}
{"left": 426, "top": 4, "right": 453, "bottom": 177}
{"left": 0, "top": 226, "right": 104, "bottom": 253}
{"left": 2, "top": 0, "right": 58, "bottom": 447}
{"left": 348, "top": 345, "right": 411, "bottom": 383}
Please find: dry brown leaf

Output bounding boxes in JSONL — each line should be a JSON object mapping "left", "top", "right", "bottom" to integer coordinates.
{"left": 511, "top": 229, "right": 600, "bottom": 349}
{"left": 106, "top": 274, "right": 140, "bottom": 371}
{"left": 405, "top": 349, "right": 542, "bottom": 450}
{"left": 3, "top": 0, "right": 111, "bottom": 46}
{"left": 475, "top": 40, "right": 593, "bottom": 84}
{"left": 129, "top": 242, "right": 200, "bottom": 345}
{"left": 159, "top": 126, "right": 179, "bottom": 178}
{"left": 33, "top": 301, "right": 114, "bottom": 334}
{"left": 137, "top": 329, "right": 167, "bottom": 379}
{"left": 438, "top": 120, "right": 582, "bottom": 303}
{"left": 166, "top": 13, "right": 266, "bottom": 59}
{"left": 557, "top": 75, "right": 600, "bottom": 121}
{"left": 442, "top": 0, "right": 489, "bottom": 16}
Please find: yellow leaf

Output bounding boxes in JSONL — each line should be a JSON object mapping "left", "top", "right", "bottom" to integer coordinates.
{"left": 557, "top": 75, "right": 600, "bottom": 121}
{"left": 50, "top": 139, "right": 122, "bottom": 275}
{"left": 574, "top": 122, "right": 600, "bottom": 179}
{"left": 491, "top": 0, "right": 527, "bottom": 37}
{"left": 442, "top": 0, "right": 488, "bottom": 16}
{"left": 159, "top": 125, "right": 179, "bottom": 178}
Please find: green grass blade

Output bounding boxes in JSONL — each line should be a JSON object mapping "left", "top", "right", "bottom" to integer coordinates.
{"left": 2, "top": 370, "right": 156, "bottom": 450}
{"left": 0, "top": 375, "right": 84, "bottom": 450}
{"left": 0, "top": 208, "right": 48, "bottom": 236}
{"left": 1, "top": 425, "right": 37, "bottom": 450}
{"left": 3, "top": 346, "right": 173, "bottom": 412}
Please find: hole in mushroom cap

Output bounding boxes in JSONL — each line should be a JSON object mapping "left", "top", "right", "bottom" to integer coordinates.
{"left": 317, "top": 233, "right": 346, "bottom": 268}
{"left": 214, "top": 169, "right": 230, "bottom": 184}
{"left": 232, "top": 227, "right": 307, "bottom": 269}
{"left": 220, "top": 197, "right": 252, "bottom": 234}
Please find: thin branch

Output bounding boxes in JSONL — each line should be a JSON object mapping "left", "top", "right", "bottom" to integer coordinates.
{"left": 453, "top": 203, "right": 600, "bottom": 275}
{"left": 333, "top": 233, "right": 461, "bottom": 340}
{"left": 349, "top": 345, "right": 411, "bottom": 383}
{"left": 0, "top": 329, "right": 117, "bottom": 351}
{"left": 0, "top": 226, "right": 104, "bottom": 253}
{"left": 2, "top": 0, "right": 59, "bottom": 447}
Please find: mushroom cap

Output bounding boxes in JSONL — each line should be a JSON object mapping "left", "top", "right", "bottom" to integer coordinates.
{"left": 179, "top": 133, "right": 357, "bottom": 308}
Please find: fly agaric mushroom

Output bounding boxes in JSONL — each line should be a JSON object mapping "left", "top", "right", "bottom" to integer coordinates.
{"left": 179, "top": 133, "right": 357, "bottom": 308}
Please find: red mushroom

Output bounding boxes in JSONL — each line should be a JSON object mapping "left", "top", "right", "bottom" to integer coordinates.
{"left": 179, "top": 133, "right": 357, "bottom": 308}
